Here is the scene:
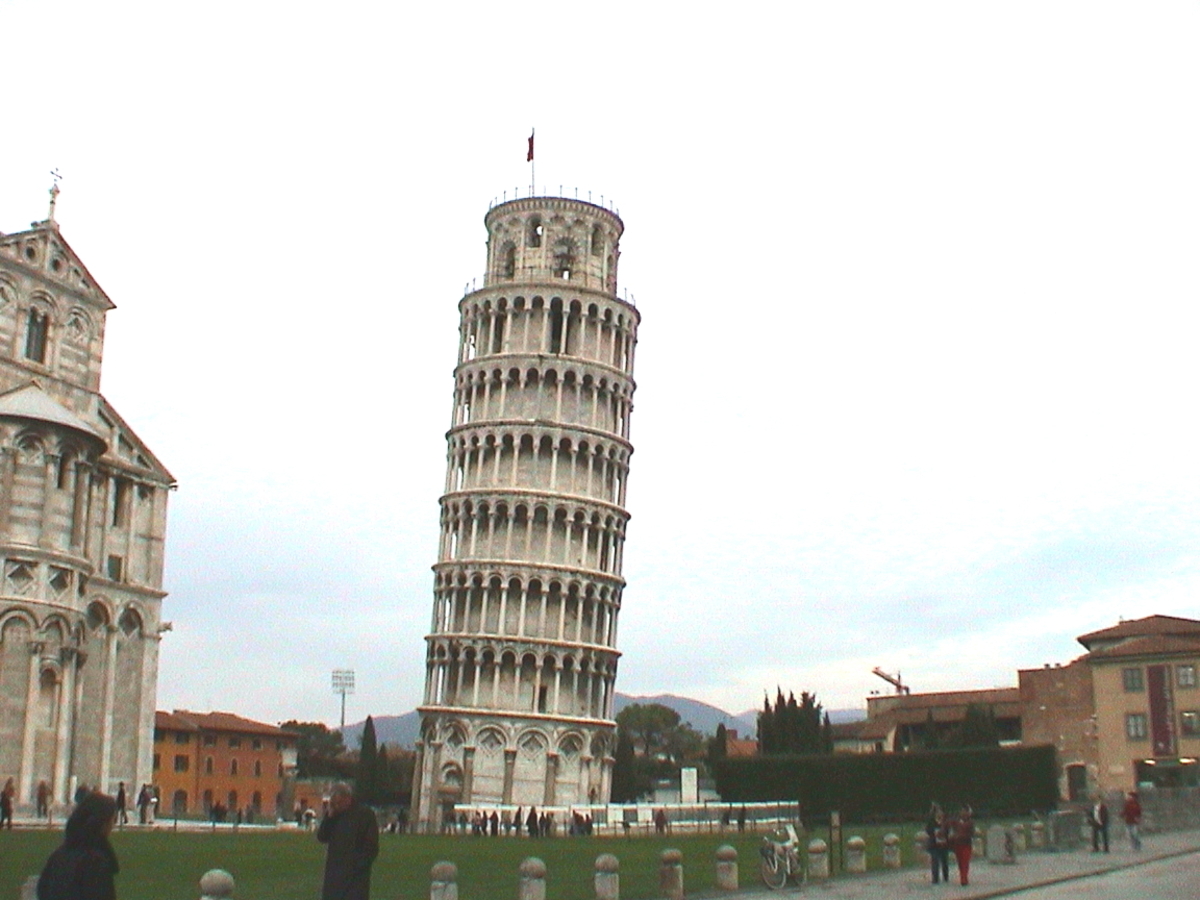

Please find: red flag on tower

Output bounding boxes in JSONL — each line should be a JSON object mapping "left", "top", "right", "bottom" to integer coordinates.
{"left": 527, "top": 130, "right": 535, "bottom": 162}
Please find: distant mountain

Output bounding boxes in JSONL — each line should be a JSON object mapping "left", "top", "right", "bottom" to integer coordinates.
{"left": 339, "top": 696, "right": 865, "bottom": 750}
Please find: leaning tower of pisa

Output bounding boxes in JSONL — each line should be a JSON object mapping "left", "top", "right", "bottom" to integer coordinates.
{"left": 412, "top": 195, "right": 639, "bottom": 830}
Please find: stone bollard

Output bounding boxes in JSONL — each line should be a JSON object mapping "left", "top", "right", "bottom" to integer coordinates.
{"left": 1011, "top": 823, "right": 1027, "bottom": 852}
{"left": 659, "top": 849, "right": 683, "bottom": 900}
{"left": 807, "top": 838, "right": 830, "bottom": 879}
{"left": 20, "top": 876, "right": 38, "bottom": 900}
{"left": 845, "top": 836, "right": 867, "bottom": 873}
{"left": 430, "top": 861, "right": 458, "bottom": 900}
{"left": 882, "top": 833, "right": 902, "bottom": 868}
{"left": 987, "top": 824, "right": 1016, "bottom": 864}
{"left": 594, "top": 853, "right": 619, "bottom": 900}
{"left": 199, "top": 869, "right": 235, "bottom": 900}
{"left": 519, "top": 857, "right": 547, "bottom": 900}
{"left": 1030, "top": 821, "right": 1045, "bottom": 849}
{"left": 714, "top": 845, "right": 738, "bottom": 891}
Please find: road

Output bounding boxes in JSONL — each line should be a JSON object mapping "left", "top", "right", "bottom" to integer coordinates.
{"left": 1007, "top": 850, "right": 1200, "bottom": 899}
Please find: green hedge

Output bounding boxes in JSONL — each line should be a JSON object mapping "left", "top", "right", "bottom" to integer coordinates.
{"left": 713, "top": 745, "right": 1058, "bottom": 821}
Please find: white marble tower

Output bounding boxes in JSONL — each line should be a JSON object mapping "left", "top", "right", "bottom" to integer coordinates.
{"left": 413, "top": 195, "right": 639, "bottom": 829}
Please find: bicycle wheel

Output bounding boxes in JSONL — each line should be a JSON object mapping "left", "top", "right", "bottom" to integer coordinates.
{"left": 761, "top": 852, "right": 788, "bottom": 890}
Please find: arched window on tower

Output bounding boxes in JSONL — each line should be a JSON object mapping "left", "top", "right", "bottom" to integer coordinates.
{"left": 25, "top": 308, "right": 49, "bottom": 363}
{"left": 591, "top": 225, "right": 603, "bottom": 257}
{"left": 552, "top": 238, "right": 575, "bottom": 280}
{"left": 501, "top": 242, "right": 516, "bottom": 278}
{"left": 526, "top": 217, "right": 543, "bottom": 248}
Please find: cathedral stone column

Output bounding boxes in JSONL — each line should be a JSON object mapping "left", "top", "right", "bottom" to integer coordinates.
{"left": 19, "top": 642, "right": 44, "bottom": 802}
{"left": 52, "top": 648, "right": 79, "bottom": 799}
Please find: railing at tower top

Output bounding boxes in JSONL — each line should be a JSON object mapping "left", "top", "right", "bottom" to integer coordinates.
{"left": 462, "top": 266, "right": 637, "bottom": 308}
{"left": 489, "top": 186, "right": 621, "bottom": 218}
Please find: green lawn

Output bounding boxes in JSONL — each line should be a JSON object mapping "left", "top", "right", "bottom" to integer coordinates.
{"left": 2, "top": 823, "right": 945, "bottom": 900}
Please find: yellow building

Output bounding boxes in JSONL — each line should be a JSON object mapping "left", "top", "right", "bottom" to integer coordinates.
{"left": 1079, "top": 615, "right": 1200, "bottom": 792}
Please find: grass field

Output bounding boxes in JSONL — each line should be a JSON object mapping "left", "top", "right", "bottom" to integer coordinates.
{"left": 1, "top": 823, "right": 937, "bottom": 900}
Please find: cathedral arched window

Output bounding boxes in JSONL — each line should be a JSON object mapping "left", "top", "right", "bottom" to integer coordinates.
{"left": 24, "top": 307, "right": 50, "bottom": 363}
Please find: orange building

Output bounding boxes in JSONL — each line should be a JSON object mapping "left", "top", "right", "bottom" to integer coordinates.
{"left": 152, "top": 710, "right": 298, "bottom": 819}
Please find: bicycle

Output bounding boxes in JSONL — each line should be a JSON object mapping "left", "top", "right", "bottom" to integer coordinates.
{"left": 760, "top": 823, "right": 805, "bottom": 889}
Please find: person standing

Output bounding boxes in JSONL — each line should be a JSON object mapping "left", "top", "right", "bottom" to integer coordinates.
{"left": 925, "top": 803, "right": 950, "bottom": 884}
{"left": 115, "top": 783, "right": 128, "bottom": 826}
{"left": 526, "top": 805, "right": 538, "bottom": 837}
{"left": 949, "top": 805, "right": 975, "bottom": 886}
{"left": 1122, "top": 791, "right": 1143, "bottom": 851}
{"left": 1, "top": 777, "right": 15, "bottom": 829}
{"left": 317, "top": 783, "right": 379, "bottom": 900}
{"left": 37, "top": 781, "right": 50, "bottom": 819}
{"left": 136, "top": 785, "right": 150, "bottom": 825}
{"left": 36, "top": 792, "right": 120, "bottom": 900}
{"left": 1090, "top": 794, "right": 1110, "bottom": 853}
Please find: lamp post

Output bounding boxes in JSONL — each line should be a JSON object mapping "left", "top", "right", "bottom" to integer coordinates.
{"left": 332, "top": 669, "right": 355, "bottom": 729}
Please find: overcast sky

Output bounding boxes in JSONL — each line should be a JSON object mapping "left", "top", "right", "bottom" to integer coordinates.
{"left": 3, "top": 1, "right": 1198, "bottom": 730}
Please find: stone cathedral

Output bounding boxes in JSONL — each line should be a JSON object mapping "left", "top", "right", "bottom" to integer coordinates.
{"left": 413, "top": 195, "right": 639, "bottom": 829}
{"left": 0, "top": 191, "right": 172, "bottom": 812}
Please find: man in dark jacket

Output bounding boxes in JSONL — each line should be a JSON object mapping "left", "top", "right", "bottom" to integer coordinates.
{"left": 317, "top": 783, "right": 379, "bottom": 900}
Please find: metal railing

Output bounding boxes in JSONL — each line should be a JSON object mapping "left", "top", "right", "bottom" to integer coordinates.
{"left": 488, "top": 186, "right": 620, "bottom": 218}
{"left": 461, "top": 266, "right": 637, "bottom": 308}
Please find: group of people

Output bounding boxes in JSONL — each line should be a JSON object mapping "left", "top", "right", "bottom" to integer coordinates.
{"left": 1089, "top": 790, "right": 1143, "bottom": 853}
{"left": 925, "top": 803, "right": 976, "bottom": 886}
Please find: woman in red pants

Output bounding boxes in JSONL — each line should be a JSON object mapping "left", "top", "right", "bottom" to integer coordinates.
{"left": 950, "top": 805, "right": 975, "bottom": 886}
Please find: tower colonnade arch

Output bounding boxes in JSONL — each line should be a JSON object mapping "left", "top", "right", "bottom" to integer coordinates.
{"left": 415, "top": 196, "right": 639, "bottom": 830}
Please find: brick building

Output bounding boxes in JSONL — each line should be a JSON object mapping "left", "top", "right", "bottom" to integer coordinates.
{"left": 153, "top": 710, "right": 297, "bottom": 819}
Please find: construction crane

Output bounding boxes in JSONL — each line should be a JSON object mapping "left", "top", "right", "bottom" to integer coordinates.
{"left": 872, "top": 667, "right": 911, "bottom": 695}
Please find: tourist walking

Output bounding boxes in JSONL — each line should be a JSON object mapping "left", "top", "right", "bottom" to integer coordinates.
{"left": 526, "top": 805, "right": 538, "bottom": 837}
{"left": 317, "top": 783, "right": 379, "bottom": 900}
{"left": 115, "top": 783, "right": 128, "bottom": 825}
{"left": 36, "top": 792, "right": 120, "bottom": 900}
{"left": 1122, "top": 791, "right": 1143, "bottom": 851}
{"left": 1, "top": 777, "right": 15, "bottom": 829}
{"left": 1090, "top": 794, "right": 1110, "bottom": 853}
{"left": 949, "top": 804, "right": 974, "bottom": 886}
{"left": 925, "top": 803, "right": 950, "bottom": 884}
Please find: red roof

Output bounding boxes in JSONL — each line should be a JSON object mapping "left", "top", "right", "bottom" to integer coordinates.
{"left": 1078, "top": 615, "right": 1200, "bottom": 649}
{"left": 1085, "top": 634, "right": 1200, "bottom": 661}
{"left": 156, "top": 709, "right": 297, "bottom": 739}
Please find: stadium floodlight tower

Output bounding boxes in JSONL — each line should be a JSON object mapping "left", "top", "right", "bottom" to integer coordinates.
{"left": 412, "top": 193, "right": 639, "bottom": 831}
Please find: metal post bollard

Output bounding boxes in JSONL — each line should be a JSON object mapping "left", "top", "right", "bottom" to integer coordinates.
{"left": 519, "top": 857, "right": 547, "bottom": 900}
{"left": 595, "top": 853, "right": 619, "bottom": 900}
{"left": 714, "top": 845, "right": 738, "bottom": 891}
{"left": 845, "top": 836, "right": 867, "bottom": 873}
{"left": 883, "top": 833, "right": 902, "bottom": 868}
{"left": 430, "top": 861, "right": 458, "bottom": 900}
{"left": 659, "top": 849, "right": 683, "bottom": 900}
{"left": 199, "top": 869, "right": 235, "bottom": 900}
{"left": 807, "top": 838, "right": 830, "bottom": 879}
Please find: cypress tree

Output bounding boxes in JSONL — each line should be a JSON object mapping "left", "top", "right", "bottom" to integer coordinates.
{"left": 358, "top": 715, "right": 378, "bottom": 804}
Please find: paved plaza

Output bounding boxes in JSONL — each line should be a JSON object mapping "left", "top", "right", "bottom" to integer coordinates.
{"left": 741, "top": 829, "right": 1200, "bottom": 899}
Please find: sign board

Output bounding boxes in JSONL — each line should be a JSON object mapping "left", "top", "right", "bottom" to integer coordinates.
{"left": 680, "top": 767, "right": 699, "bottom": 804}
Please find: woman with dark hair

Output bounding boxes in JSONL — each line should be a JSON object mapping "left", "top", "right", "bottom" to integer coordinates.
{"left": 37, "top": 792, "right": 120, "bottom": 900}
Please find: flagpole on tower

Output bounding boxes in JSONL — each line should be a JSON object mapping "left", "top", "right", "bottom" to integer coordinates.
{"left": 527, "top": 128, "right": 535, "bottom": 196}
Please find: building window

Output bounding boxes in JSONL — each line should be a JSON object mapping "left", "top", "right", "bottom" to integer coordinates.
{"left": 1178, "top": 665, "right": 1197, "bottom": 689}
{"left": 25, "top": 308, "right": 49, "bottom": 363}
{"left": 1181, "top": 711, "right": 1200, "bottom": 737}
{"left": 153, "top": 753, "right": 160, "bottom": 771}
{"left": 106, "top": 555, "right": 124, "bottom": 582}
{"left": 230, "top": 759, "right": 239, "bottom": 776}
{"left": 111, "top": 478, "right": 130, "bottom": 526}
{"left": 1123, "top": 667, "right": 1145, "bottom": 692}
{"left": 1126, "top": 713, "right": 1149, "bottom": 740}
{"left": 205, "top": 757, "right": 214, "bottom": 775}
{"left": 254, "top": 760, "right": 262, "bottom": 777}
{"left": 175, "top": 733, "right": 190, "bottom": 744}
{"left": 204, "top": 734, "right": 216, "bottom": 746}
{"left": 252, "top": 738, "right": 262, "bottom": 750}
{"left": 174, "top": 755, "right": 190, "bottom": 772}
{"left": 229, "top": 736, "right": 241, "bottom": 748}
